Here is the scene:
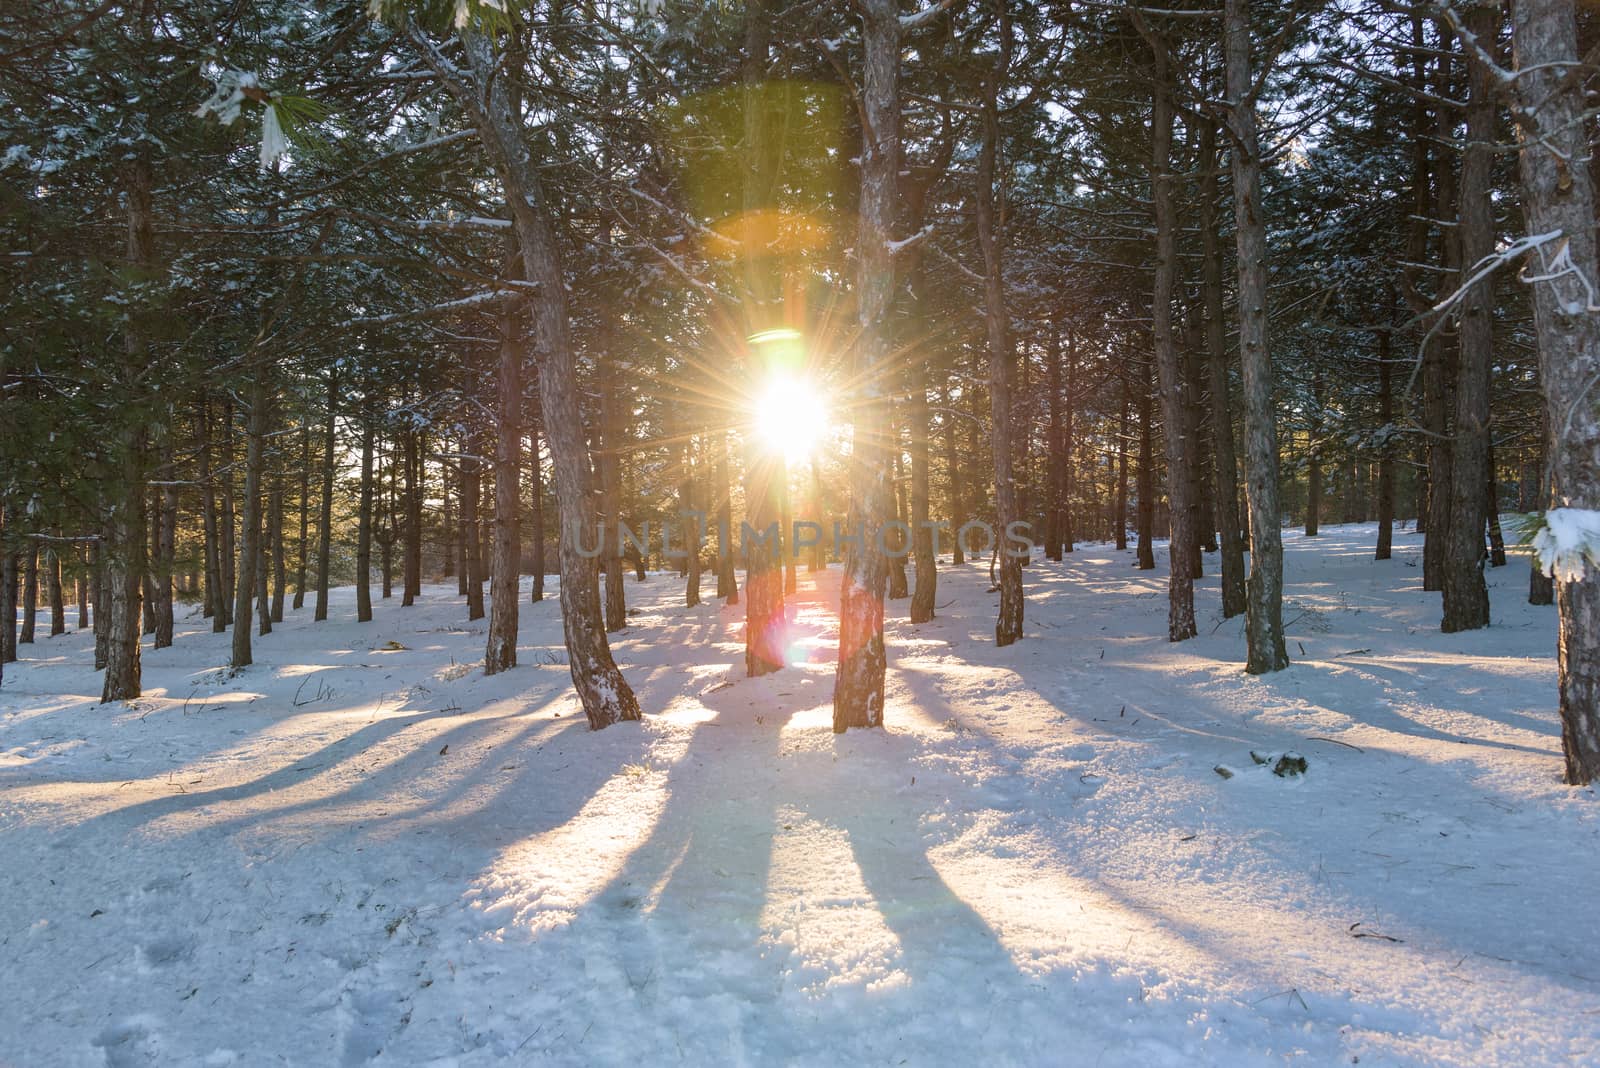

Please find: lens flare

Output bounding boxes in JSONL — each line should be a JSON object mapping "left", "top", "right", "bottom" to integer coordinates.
{"left": 754, "top": 375, "right": 828, "bottom": 460}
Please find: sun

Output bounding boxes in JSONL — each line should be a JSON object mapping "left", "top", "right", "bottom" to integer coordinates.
{"left": 753, "top": 374, "right": 829, "bottom": 460}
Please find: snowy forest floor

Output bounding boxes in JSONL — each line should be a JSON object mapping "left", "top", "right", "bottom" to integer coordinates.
{"left": 1, "top": 524, "right": 1597, "bottom": 1067}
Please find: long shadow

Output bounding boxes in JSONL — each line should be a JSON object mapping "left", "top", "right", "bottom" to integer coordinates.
{"left": 561, "top": 660, "right": 1027, "bottom": 1060}
{"left": 1248, "top": 659, "right": 1563, "bottom": 760}
{"left": 21, "top": 704, "right": 483, "bottom": 831}
{"left": 890, "top": 584, "right": 1600, "bottom": 1015}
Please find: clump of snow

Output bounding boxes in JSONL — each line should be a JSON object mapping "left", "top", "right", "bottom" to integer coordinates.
{"left": 1531, "top": 507, "right": 1600, "bottom": 581}
{"left": 193, "top": 69, "right": 258, "bottom": 126}
{"left": 259, "top": 105, "right": 287, "bottom": 171}
{"left": 194, "top": 69, "right": 289, "bottom": 171}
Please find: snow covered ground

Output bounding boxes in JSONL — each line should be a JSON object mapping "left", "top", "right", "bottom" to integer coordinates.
{"left": 1, "top": 524, "right": 1596, "bottom": 1066}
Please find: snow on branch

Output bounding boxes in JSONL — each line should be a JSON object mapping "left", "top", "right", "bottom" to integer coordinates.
{"left": 901, "top": 0, "right": 961, "bottom": 32}
{"left": 888, "top": 224, "right": 934, "bottom": 257}
{"left": 1406, "top": 230, "right": 1566, "bottom": 395}
{"left": 337, "top": 289, "right": 521, "bottom": 328}
{"left": 1532, "top": 509, "right": 1600, "bottom": 582}
{"left": 1426, "top": 4, "right": 1517, "bottom": 91}
{"left": 340, "top": 206, "right": 511, "bottom": 235}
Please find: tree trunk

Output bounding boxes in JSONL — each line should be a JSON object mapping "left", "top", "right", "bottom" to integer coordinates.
{"left": 682, "top": 436, "right": 703, "bottom": 607}
{"left": 1376, "top": 329, "right": 1397, "bottom": 560}
{"left": 1508, "top": 0, "right": 1600, "bottom": 780}
{"left": 1143, "top": 30, "right": 1197, "bottom": 641}
{"left": 463, "top": 429, "right": 485, "bottom": 621}
{"left": 1186, "top": 324, "right": 1216, "bottom": 559}
{"left": 978, "top": 44, "right": 1023, "bottom": 647}
{"left": 809, "top": 456, "right": 826, "bottom": 571}
{"left": 1422, "top": 30, "right": 1460, "bottom": 595}
{"left": 380, "top": 439, "right": 396, "bottom": 600}
{"left": 1117, "top": 376, "right": 1130, "bottom": 551}
{"left": 1135, "top": 355, "right": 1156, "bottom": 570}
{"left": 834, "top": 0, "right": 901, "bottom": 728}
{"left": 529, "top": 397, "right": 546, "bottom": 603}
{"left": 717, "top": 431, "right": 738, "bottom": 601}
{"left": 1486, "top": 444, "right": 1507, "bottom": 567}
{"left": 199, "top": 397, "right": 224, "bottom": 629}
{"left": 270, "top": 471, "right": 286, "bottom": 623}
{"left": 739, "top": 0, "right": 787, "bottom": 674}
{"left": 46, "top": 542, "right": 64, "bottom": 637}
{"left": 1061, "top": 340, "right": 1077, "bottom": 554}
{"left": 19, "top": 546, "right": 36, "bottom": 645}
{"left": 887, "top": 439, "right": 909, "bottom": 599}
{"left": 231, "top": 377, "right": 267, "bottom": 668}
{"left": 600, "top": 379, "right": 627, "bottom": 634}
{"left": 151, "top": 440, "right": 175, "bottom": 646}
{"left": 1441, "top": 3, "right": 1497, "bottom": 632}
{"left": 1199, "top": 120, "right": 1246, "bottom": 615}
{"left": 1044, "top": 334, "right": 1065, "bottom": 562}
{"left": 294, "top": 423, "right": 311, "bottom": 610}
{"left": 219, "top": 398, "right": 236, "bottom": 627}
{"left": 94, "top": 538, "right": 109, "bottom": 672}
{"left": 910, "top": 366, "right": 936, "bottom": 622}
{"left": 942, "top": 381, "right": 966, "bottom": 565}
{"left": 1307, "top": 371, "right": 1323, "bottom": 537}
{"left": 1, "top": 548, "right": 16, "bottom": 666}
{"left": 356, "top": 414, "right": 375, "bottom": 625}
{"left": 1225, "top": 0, "right": 1289, "bottom": 673}
{"left": 486, "top": 300, "right": 522, "bottom": 671}
{"left": 102, "top": 137, "right": 154, "bottom": 701}
{"left": 76, "top": 551, "right": 89, "bottom": 630}
{"left": 314, "top": 373, "right": 336, "bottom": 622}
{"left": 402, "top": 426, "right": 423, "bottom": 606}
{"left": 256, "top": 495, "right": 271, "bottom": 638}
{"left": 437, "top": 24, "right": 638, "bottom": 726}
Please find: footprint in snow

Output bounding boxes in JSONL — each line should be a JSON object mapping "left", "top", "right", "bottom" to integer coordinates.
{"left": 92, "top": 1015, "right": 162, "bottom": 1067}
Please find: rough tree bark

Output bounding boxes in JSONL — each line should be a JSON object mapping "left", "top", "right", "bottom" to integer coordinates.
{"left": 1135, "top": 354, "right": 1155, "bottom": 570}
{"left": 230, "top": 377, "right": 268, "bottom": 669}
{"left": 683, "top": 437, "right": 702, "bottom": 608}
{"left": 1045, "top": 334, "right": 1065, "bottom": 561}
{"left": 599, "top": 378, "right": 626, "bottom": 634}
{"left": 355, "top": 410, "right": 375, "bottom": 625}
{"left": 19, "top": 548, "right": 36, "bottom": 645}
{"left": 151, "top": 440, "right": 174, "bottom": 646}
{"left": 486, "top": 299, "right": 522, "bottom": 671}
{"left": 978, "top": 24, "right": 1023, "bottom": 648}
{"left": 463, "top": 428, "right": 485, "bottom": 621}
{"left": 102, "top": 112, "right": 153, "bottom": 701}
{"left": 402, "top": 426, "right": 423, "bottom": 607}
{"left": 529, "top": 396, "right": 546, "bottom": 603}
{"left": 909, "top": 366, "right": 936, "bottom": 622}
{"left": 1199, "top": 117, "right": 1247, "bottom": 616}
{"left": 1423, "top": 26, "right": 1460, "bottom": 595}
{"left": 1117, "top": 376, "right": 1130, "bottom": 552}
{"left": 942, "top": 381, "right": 966, "bottom": 565}
{"left": 740, "top": 0, "right": 785, "bottom": 676}
{"left": 1141, "top": 24, "right": 1197, "bottom": 641}
{"left": 1441, "top": 2, "right": 1498, "bottom": 633}
{"left": 199, "top": 397, "right": 224, "bottom": 629}
{"left": 313, "top": 375, "right": 336, "bottom": 622}
{"left": 1224, "top": 0, "right": 1289, "bottom": 673}
{"left": 1376, "top": 327, "right": 1397, "bottom": 560}
{"left": 269, "top": 471, "right": 286, "bottom": 624}
{"left": 1486, "top": 444, "right": 1507, "bottom": 567}
{"left": 1307, "top": 371, "right": 1323, "bottom": 537}
{"left": 1507, "top": 0, "right": 1600, "bottom": 781}
{"left": 834, "top": 0, "right": 904, "bottom": 729}
{"left": 421, "top": 21, "right": 638, "bottom": 725}
{"left": 294, "top": 422, "right": 310, "bottom": 610}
